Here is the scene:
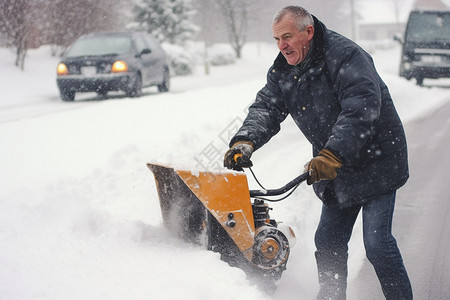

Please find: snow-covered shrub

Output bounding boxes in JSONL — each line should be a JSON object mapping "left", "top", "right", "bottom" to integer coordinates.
{"left": 134, "top": 0, "right": 198, "bottom": 45}
{"left": 162, "top": 43, "right": 194, "bottom": 76}
{"left": 208, "top": 44, "right": 236, "bottom": 66}
{"left": 161, "top": 42, "right": 237, "bottom": 76}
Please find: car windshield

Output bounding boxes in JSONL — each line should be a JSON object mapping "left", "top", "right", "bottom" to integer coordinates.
{"left": 406, "top": 12, "right": 450, "bottom": 42}
{"left": 66, "top": 35, "right": 132, "bottom": 57}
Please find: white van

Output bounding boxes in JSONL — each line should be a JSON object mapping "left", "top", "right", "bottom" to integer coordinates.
{"left": 395, "top": 9, "right": 450, "bottom": 85}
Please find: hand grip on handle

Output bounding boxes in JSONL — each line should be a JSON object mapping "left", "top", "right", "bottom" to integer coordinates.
{"left": 234, "top": 153, "right": 243, "bottom": 162}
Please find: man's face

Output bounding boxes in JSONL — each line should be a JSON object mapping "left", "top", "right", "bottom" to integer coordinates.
{"left": 272, "top": 15, "right": 314, "bottom": 65}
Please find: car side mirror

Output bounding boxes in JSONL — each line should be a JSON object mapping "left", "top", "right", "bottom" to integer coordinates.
{"left": 136, "top": 48, "right": 152, "bottom": 58}
{"left": 393, "top": 33, "right": 403, "bottom": 45}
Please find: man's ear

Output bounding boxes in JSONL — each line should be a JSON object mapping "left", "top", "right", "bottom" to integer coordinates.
{"left": 306, "top": 24, "right": 314, "bottom": 41}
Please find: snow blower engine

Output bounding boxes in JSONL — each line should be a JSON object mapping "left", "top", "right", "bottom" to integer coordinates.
{"left": 147, "top": 162, "right": 308, "bottom": 283}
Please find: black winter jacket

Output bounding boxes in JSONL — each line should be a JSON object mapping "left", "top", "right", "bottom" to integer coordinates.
{"left": 230, "top": 16, "right": 409, "bottom": 208}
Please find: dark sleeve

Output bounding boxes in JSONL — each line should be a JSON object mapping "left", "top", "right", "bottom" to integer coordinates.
{"left": 230, "top": 65, "right": 289, "bottom": 150}
{"left": 325, "top": 48, "right": 382, "bottom": 164}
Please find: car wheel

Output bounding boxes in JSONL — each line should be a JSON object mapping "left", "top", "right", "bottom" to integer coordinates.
{"left": 96, "top": 88, "right": 108, "bottom": 99}
{"left": 60, "top": 90, "right": 75, "bottom": 101}
{"left": 157, "top": 66, "right": 170, "bottom": 93}
{"left": 126, "top": 73, "right": 142, "bottom": 98}
{"left": 416, "top": 77, "right": 424, "bottom": 86}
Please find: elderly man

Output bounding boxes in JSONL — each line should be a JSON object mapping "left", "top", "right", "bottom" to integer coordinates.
{"left": 224, "top": 6, "right": 412, "bottom": 300}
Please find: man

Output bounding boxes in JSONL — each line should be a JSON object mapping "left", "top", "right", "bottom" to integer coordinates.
{"left": 223, "top": 6, "right": 412, "bottom": 300}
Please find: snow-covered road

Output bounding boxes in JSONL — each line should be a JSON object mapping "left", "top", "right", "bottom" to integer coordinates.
{"left": 349, "top": 99, "right": 450, "bottom": 300}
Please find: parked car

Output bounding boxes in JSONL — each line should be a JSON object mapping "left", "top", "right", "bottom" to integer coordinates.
{"left": 56, "top": 31, "right": 170, "bottom": 101}
{"left": 394, "top": 9, "right": 450, "bottom": 85}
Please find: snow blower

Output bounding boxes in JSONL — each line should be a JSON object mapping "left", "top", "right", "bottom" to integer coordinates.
{"left": 147, "top": 162, "right": 308, "bottom": 286}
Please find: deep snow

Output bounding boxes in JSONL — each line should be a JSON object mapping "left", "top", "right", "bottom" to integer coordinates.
{"left": 0, "top": 41, "right": 449, "bottom": 300}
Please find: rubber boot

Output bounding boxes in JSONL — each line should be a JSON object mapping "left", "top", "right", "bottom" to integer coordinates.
{"left": 315, "top": 250, "right": 348, "bottom": 300}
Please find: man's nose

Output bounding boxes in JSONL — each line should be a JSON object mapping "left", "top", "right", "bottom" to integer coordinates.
{"left": 278, "top": 40, "right": 287, "bottom": 50}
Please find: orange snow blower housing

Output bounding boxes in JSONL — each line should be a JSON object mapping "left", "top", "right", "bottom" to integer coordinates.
{"left": 147, "top": 163, "right": 306, "bottom": 283}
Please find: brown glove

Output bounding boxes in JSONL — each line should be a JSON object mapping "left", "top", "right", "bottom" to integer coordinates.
{"left": 304, "top": 149, "right": 342, "bottom": 185}
{"left": 224, "top": 141, "right": 254, "bottom": 171}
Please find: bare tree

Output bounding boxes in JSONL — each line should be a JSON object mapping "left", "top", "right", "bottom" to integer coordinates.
{"left": 215, "top": 0, "right": 251, "bottom": 58}
{"left": 50, "top": 0, "right": 128, "bottom": 50}
{"left": 194, "top": 0, "right": 217, "bottom": 74}
{"left": 0, "top": 0, "right": 33, "bottom": 70}
{"left": 0, "top": 0, "right": 129, "bottom": 69}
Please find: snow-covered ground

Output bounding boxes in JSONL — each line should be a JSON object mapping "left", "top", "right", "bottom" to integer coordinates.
{"left": 0, "top": 42, "right": 449, "bottom": 299}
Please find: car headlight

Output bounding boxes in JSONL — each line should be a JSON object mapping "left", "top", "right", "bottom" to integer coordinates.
{"left": 57, "top": 63, "right": 69, "bottom": 75}
{"left": 111, "top": 61, "right": 128, "bottom": 73}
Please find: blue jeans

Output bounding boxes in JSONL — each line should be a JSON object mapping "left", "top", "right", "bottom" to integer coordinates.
{"left": 314, "top": 191, "right": 413, "bottom": 300}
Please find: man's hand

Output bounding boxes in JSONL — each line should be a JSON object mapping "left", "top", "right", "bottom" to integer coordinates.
{"left": 305, "top": 149, "right": 342, "bottom": 185}
{"left": 223, "top": 141, "right": 254, "bottom": 171}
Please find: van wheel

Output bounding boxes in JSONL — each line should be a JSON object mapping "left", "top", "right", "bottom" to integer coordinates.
{"left": 60, "top": 90, "right": 75, "bottom": 101}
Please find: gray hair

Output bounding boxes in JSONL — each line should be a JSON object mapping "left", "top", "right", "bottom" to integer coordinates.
{"left": 273, "top": 6, "right": 314, "bottom": 31}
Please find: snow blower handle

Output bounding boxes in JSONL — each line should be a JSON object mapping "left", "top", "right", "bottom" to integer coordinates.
{"left": 250, "top": 172, "right": 309, "bottom": 197}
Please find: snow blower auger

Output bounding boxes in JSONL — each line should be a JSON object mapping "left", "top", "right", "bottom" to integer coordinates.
{"left": 147, "top": 162, "right": 308, "bottom": 288}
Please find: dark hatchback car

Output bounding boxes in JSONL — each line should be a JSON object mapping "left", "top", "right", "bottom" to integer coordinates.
{"left": 56, "top": 31, "right": 170, "bottom": 101}
{"left": 395, "top": 9, "right": 450, "bottom": 85}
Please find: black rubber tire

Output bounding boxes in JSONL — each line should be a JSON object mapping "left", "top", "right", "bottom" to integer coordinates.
{"left": 416, "top": 77, "right": 424, "bottom": 86}
{"left": 60, "top": 90, "right": 75, "bottom": 101}
{"left": 126, "top": 73, "right": 142, "bottom": 97}
{"left": 96, "top": 88, "right": 108, "bottom": 99}
{"left": 157, "top": 67, "right": 170, "bottom": 93}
